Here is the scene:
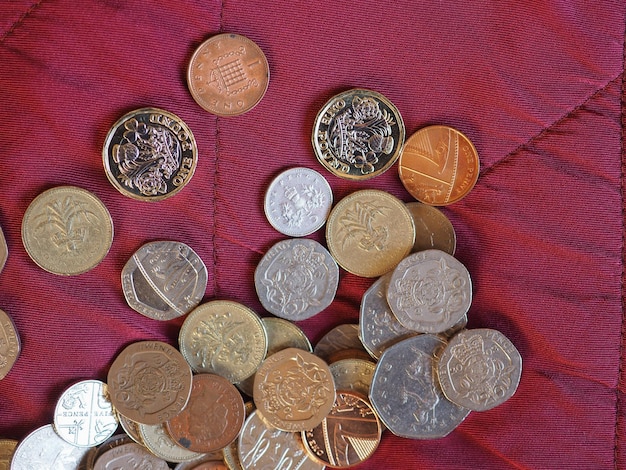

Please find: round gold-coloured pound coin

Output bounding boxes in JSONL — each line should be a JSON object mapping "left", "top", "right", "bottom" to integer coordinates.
{"left": 398, "top": 125, "right": 479, "bottom": 205}
{"left": 326, "top": 189, "right": 415, "bottom": 277}
{"left": 0, "top": 309, "right": 20, "bottom": 381}
{"left": 312, "top": 88, "right": 405, "bottom": 180}
{"left": 406, "top": 202, "right": 456, "bottom": 255}
{"left": 103, "top": 107, "right": 197, "bottom": 201}
{"left": 187, "top": 33, "right": 270, "bottom": 116}
{"left": 21, "top": 186, "right": 113, "bottom": 275}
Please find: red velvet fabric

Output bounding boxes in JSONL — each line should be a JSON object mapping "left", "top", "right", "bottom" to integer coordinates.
{"left": 0, "top": 2, "right": 624, "bottom": 469}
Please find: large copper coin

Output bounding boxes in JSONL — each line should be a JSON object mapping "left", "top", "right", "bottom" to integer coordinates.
{"left": 253, "top": 348, "right": 335, "bottom": 432}
{"left": 0, "top": 309, "right": 20, "bottom": 380}
{"left": 398, "top": 125, "right": 479, "bottom": 205}
{"left": 107, "top": 341, "right": 193, "bottom": 425}
{"left": 302, "top": 391, "right": 381, "bottom": 468}
{"left": 122, "top": 240, "right": 208, "bottom": 321}
{"left": 312, "top": 88, "right": 405, "bottom": 180}
{"left": 187, "top": 33, "right": 269, "bottom": 116}
{"left": 21, "top": 186, "right": 113, "bottom": 275}
{"left": 166, "top": 374, "right": 245, "bottom": 453}
{"left": 103, "top": 107, "right": 197, "bottom": 201}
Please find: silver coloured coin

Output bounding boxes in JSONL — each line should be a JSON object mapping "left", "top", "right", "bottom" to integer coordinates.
{"left": 138, "top": 423, "right": 204, "bottom": 463}
{"left": 437, "top": 328, "right": 522, "bottom": 411}
{"left": 359, "top": 273, "right": 418, "bottom": 359}
{"left": 122, "top": 240, "right": 207, "bottom": 321}
{"left": 93, "top": 442, "right": 169, "bottom": 470}
{"left": 254, "top": 238, "right": 339, "bottom": 321}
{"left": 369, "top": 335, "right": 470, "bottom": 439}
{"left": 387, "top": 249, "right": 472, "bottom": 333}
{"left": 10, "top": 424, "right": 91, "bottom": 470}
{"left": 264, "top": 167, "right": 333, "bottom": 237}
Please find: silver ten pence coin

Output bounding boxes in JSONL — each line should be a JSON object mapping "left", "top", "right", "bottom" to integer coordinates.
{"left": 255, "top": 238, "right": 339, "bottom": 321}
{"left": 387, "top": 249, "right": 472, "bottom": 333}
{"left": 264, "top": 167, "right": 333, "bottom": 237}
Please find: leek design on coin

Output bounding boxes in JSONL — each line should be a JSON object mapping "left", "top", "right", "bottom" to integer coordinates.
{"left": 103, "top": 107, "right": 197, "bottom": 201}
{"left": 312, "top": 88, "right": 405, "bottom": 180}
{"left": 122, "top": 241, "right": 207, "bottom": 321}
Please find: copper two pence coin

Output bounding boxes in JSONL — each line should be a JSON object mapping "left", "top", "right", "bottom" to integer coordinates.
{"left": 399, "top": 125, "right": 479, "bottom": 205}
{"left": 166, "top": 373, "right": 245, "bottom": 453}
{"left": 107, "top": 341, "right": 193, "bottom": 425}
{"left": 187, "top": 33, "right": 270, "bottom": 116}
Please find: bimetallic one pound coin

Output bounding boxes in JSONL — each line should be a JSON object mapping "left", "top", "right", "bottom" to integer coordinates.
{"left": 103, "top": 107, "right": 197, "bottom": 201}
{"left": 437, "top": 328, "right": 522, "bottom": 411}
{"left": 122, "top": 241, "right": 207, "bottom": 321}
{"left": 326, "top": 189, "right": 415, "bottom": 278}
{"left": 399, "top": 125, "right": 479, "bottom": 205}
{"left": 0, "top": 309, "right": 20, "bottom": 380}
{"left": 406, "top": 202, "right": 456, "bottom": 255}
{"left": 21, "top": 186, "right": 113, "bottom": 275}
{"left": 312, "top": 88, "right": 405, "bottom": 180}
{"left": 187, "top": 33, "right": 269, "bottom": 116}
{"left": 107, "top": 341, "right": 193, "bottom": 425}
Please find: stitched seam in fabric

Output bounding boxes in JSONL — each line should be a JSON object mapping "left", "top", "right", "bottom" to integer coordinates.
{"left": 481, "top": 74, "right": 622, "bottom": 177}
{"left": 0, "top": 0, "right": 47, "bottom": 44}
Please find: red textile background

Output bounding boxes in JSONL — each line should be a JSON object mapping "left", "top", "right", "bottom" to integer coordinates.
{"left": 0, "top": 1, "right": 624, "bottom": 469}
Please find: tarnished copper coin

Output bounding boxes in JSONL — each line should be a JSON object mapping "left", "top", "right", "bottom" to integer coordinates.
{"left": 312, "top": 88, "right": 405, "bottom": 180}
{"left": 187, "top": 33, "right": 270, "bottom": 116}
{"left": 107, "top": 340, "right": 193, "bottom": 425}
{"left": 103, "top": 107, "right": 197, "bottom": 201}
{"left": 93, "top": 442, "right": 169, "bottom": 470}
{"left": 166, "top": 374, "right": 245, "bottom": 453}
{"left": 406, "top": 202, "right": 456, "bottom": 255}
{"left": 0, "top": 309, "right": 20, "bottom": 380}
{"left": 253, "top": 348, "right": 335, "bottom": 432}
{"left": 21, "top": 186, "right": 113, "bottom": 275}
{"left": 122, "top": 240, "right": 207, "bottom": 321}
{"left": 302, "top": 391, "right": 381, "bottom": 468}
{"left": 399, "top": 125, "right": 479, "bottom": 205}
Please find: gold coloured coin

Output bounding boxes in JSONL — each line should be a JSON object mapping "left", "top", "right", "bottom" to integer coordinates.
{"left": 325, "top": 189, "right": 415, "bottom": 277}
{"left": 0, "top": 309, "right": 20, "bottom": 380}
{"left": 21, "top": 186, "right": 113, "bottom": 275}
{"left": 0, "top": 439, "right": 17, "bottom": 469}
{"left": 187, "top": 33, "right": 270, "bottom": 116}
{"left": 0, "top": 225, "right": 7, "bottom": 274}
{"left": 406, "top": 201, "right": 456, "bottom": 255}
{"left": 103, "top": 107, "right": 197, "bottom": 201}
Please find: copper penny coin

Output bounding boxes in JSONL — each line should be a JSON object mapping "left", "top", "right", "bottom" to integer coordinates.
{"left": 0, "top": 309, "right": 20, "bottom": 380}
{"left": 107, "top": 341, "right": 193, "bottom": 425}
{"left": 399, "top": 125, "right": 479, "bottom": 205}
{"left": 187, "top": 33, "right": 270, "bottom": 116}
{"left": 166, "top": 373, "right": 245, "bottom": 453}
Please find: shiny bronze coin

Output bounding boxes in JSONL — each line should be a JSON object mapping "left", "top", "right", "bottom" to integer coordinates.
{"left": 166, "top": 373, "right": 245, "bottom": 453}
{"left": 187, "top": 33, "right": 269, "bottom": 116}
{"left": 302, "top": 391, "right": 381, "bottom": 468}
{"left": 406, "top": 202, "right": 456, "bottom": 255}
{"left": 93, "top": 442, "right": 169, "bottom": 470}
{"left": 0, "top": 309, "right": 20, "bottom": 380}
{"left": 103, "top": 107, "right": 197, "bottom": 201}
{"left": 21, "top": 186, "right": 114, "bottom": 275}
{"left": 107, "top": 340, "right": 193, "bottom": 425}
{"left": 253, "top": 348, "right": 335, "bottom": 432}
{"left": 399, "top": 125, "right": 479, "bottom": 205}
{"left": 0, "top": 439, "right": 17, "bottom": 469}
{"left": 0, "top": 225, "right": 7, "bottom": 274}
{"left": 312, "top": 88, "right": 405, "bottom": 180}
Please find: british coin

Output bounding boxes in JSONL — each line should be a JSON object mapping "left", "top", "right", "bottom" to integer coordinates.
{"left": 84, "top": 434, "right": 134, "bottom": 470}
{"left": 122, "top": 240, "right": 208, "bottom": 321}
{"left": 9, "top": 424, "right": 92, "bottom": 470}
{"left": 314, "top": 324, "right": 369, "bottom": 364}
{"left": 302, "top": 391, "right": 381, "bottom": 468}
{"left": 179, "top": 300, "right": 268, "bottom": 382}
{"left": 138, "top": 422, "right": 205, "bottom": 463}
{"left": 236, "top": 317, "right": 313, "bottom": 397}
{"left": 107, "top": 340, "right": 193, "bottom": 425}
{"left": 53, "top": 379, "right": 118, "bottom": 447}
{"left": 312, "top": 88, "right": 405, "bottom": 180}
{"left": 253, "top": 348, "right": 335, "bottom": 432}
{"left": 325, "top": 189, "right": 415, "bottom": 278}
{"left": 398, "top": 125, "right": 479, "bottom": 206}
{"left": 0, "top": 309, "right": 20, "bottom": 380}
{"left": 21, "top": 186, "right": 113, "bottom": 275}
{"left": 254, "top": 238, "right": 339, "bottom": 321}
{"left": 359, "top": 273, "right": 418, "bottom": 359}
{"left": 187, "top": 33, "right": 269, "bottom": 116}
{"left": 441, "top": 313, "right": 468, "bottom": 339}
{"left": 329, "top": 358, "right": 376, "bottom": 398}
{"left": 264, "top": 167, "right": 333, "bottom": 237}
{"left": 406, "top": 202, "right": 456, "bottom": 255}
{"left": 102, "top": 107, "right": 197, "bottom": 201}
{"left": 437, "top": 328, "right": 522, "bottom": 412}
{"left": 387, "top": 249, "right": 472, "bottom": 333}
{"left": 93, "top": 442, "right": 169, "bottom": 470}
{"left": 369, "top": 334, "right": 470, "bottom": 439}
{"left": 221, "top": 401, "right": 255, "bottom": 470}
{"left": 174, "top": 452, "right": 227, "bottom": 470}
{"left": 237, "top": 410, "right": 324, "bottom": 470}
{"left": 166, "top": 374, "right": 245, "bottom": 453}
{"left": 0, "top": 225, "right": 7, "bottom": 274}
{"left": 0, "top": 439, "right": 17, "bottom": 470}
{"left": 117, "top": 413, "right": 143, "bottom": 444}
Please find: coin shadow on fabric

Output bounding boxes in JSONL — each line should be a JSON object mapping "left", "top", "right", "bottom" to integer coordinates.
{"left": 467, "top": 309, "right": 528, "bottom": 365}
